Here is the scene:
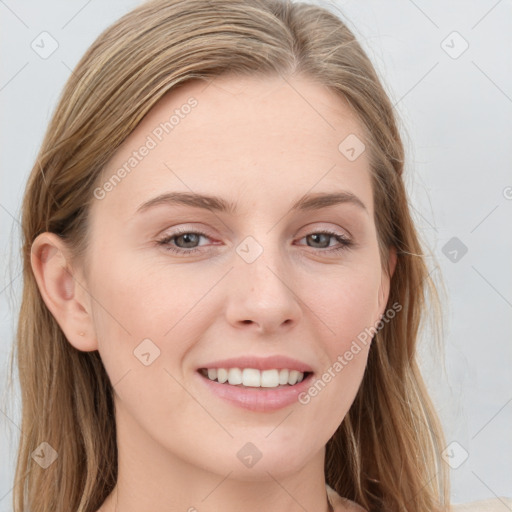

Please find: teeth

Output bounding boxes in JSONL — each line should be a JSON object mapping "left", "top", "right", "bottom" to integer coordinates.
{"left": 227, "top": 368, "right": 242, "bottom": 385}
{"left": 202, "top": 367, "right": 307, "bottom": 388}
{"left": 217, "top": 368, "right": 228, "bottom": 383}
{"left": 242, "top": 368, "right": 260, "bottom": 387}
{"left": 260, "top": 369, "right": 279, "bottom": 387}
{"left": 288, "top": 370, "right": 299, "bottom": 385}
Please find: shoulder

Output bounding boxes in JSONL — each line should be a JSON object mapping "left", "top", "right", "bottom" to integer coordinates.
{"left": 451, "top": 498, "right": 512, "bottom": 511}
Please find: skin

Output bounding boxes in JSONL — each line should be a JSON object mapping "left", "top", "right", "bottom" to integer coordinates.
{"left": 31, "top": 74, "right": 396, "bottom": 512}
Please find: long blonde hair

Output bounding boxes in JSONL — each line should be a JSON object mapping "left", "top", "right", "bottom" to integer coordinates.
{"left": 8, "top": 0, "right": 449, "bottom": 510}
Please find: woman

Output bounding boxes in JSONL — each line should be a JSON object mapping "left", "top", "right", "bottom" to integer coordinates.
{"left": 11, "top": 0, "right": 507, "bottom": 511}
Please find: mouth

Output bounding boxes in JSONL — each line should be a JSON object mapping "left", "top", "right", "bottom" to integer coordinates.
{"left": 195, "top": 355, "right": 315, "bottom": 411}
{"left": 198, "top": 367, "right": 313, "bottom": 389}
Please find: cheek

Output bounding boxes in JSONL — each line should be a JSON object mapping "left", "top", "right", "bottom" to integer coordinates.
{"left": 86, "top": 253, "right": 211, "bottom": 434}
{"left": 305, "top": 262, "right": 382, "bottom": 351}
{"left": 290, "top": 261, "right": 382, "bottom": 424}
{"left": 87, "top": 248, "right": 218, "bottom": 375}
{"left": 295, "top": 298, "right": 375, "bottom": 448}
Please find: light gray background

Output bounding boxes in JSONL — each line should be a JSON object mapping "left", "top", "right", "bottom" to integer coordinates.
{"left": 1, "top": 0, "right": 511, "bottom": 509}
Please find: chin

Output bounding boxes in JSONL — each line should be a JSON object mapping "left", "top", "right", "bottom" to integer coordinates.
{"left": 223, "top": 455, "right": 311, "bottom": 482}
{"left": 181, "top": 436, "right": 315, "bottom": 482}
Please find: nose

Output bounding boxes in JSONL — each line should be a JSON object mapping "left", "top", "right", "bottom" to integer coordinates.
{"left": 224, "top": 239, "right": 303, "bottom": 335}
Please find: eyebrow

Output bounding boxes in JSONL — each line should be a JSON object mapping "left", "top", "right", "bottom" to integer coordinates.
{"left": 135, "top": 190, "right": 368, "bottom": 215}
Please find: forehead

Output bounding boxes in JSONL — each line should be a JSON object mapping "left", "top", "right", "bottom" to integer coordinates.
{"left": 91, "top": 74, "right": 373, "bottom": 220}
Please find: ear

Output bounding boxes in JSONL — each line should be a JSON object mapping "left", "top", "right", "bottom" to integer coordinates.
{"left": 30, "top": 232, "right": 98, "bottom": 352}
{"left": 377, "top": 245, "right": 397, "bottom": 319}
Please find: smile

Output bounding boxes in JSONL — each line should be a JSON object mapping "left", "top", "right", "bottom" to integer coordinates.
{"left": 199, "top": 367, "right": 311, "bottom": 388}
{"left": 196, "top": 368, "right": 315, "bottom": 412}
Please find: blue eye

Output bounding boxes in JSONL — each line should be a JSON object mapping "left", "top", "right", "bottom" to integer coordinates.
{"left": 156, "top": 228, "right": 353, "bottom": 255}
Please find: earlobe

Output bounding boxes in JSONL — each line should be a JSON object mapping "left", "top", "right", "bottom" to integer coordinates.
{"left": 30, "top": 232, "right": 98, "bottom": 352}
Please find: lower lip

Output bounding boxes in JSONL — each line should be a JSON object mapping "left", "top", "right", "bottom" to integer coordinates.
{"left": 196, "top": 371, "right": 314, "bottom": 412}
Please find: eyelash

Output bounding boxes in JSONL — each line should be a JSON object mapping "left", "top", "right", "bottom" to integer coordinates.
{"left": 156, "top": 227, "right": 353, "bottom": 256}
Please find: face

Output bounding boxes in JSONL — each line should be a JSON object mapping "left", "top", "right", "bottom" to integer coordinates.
{"left": 57, "top": 75, "right": 394, "bottom": 480}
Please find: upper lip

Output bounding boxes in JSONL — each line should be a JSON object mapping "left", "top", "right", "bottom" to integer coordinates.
{"left": 198, "top": 355, "right": 314, "bottom": 373}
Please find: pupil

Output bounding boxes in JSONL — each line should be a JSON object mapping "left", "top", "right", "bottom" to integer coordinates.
{"left": 310, "top": 233, "right": 327, "bottom": 247}
{"left": 180, "top": 233, "right": 198, "bottom": 247}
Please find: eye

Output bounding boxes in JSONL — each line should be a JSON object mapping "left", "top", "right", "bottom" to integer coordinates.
{"left": 296, "top": 230, "right": 353, "bottom": 254}
{"left": 155, "top": 228, "right": 353, "bottom": 256}
{"left": 156, "top": 228, "right": 212, "bottom": 255}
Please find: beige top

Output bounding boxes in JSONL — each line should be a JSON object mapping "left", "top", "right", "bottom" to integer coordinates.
{"left": 326, "top": 484, "right": 512, "bottom": 512}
